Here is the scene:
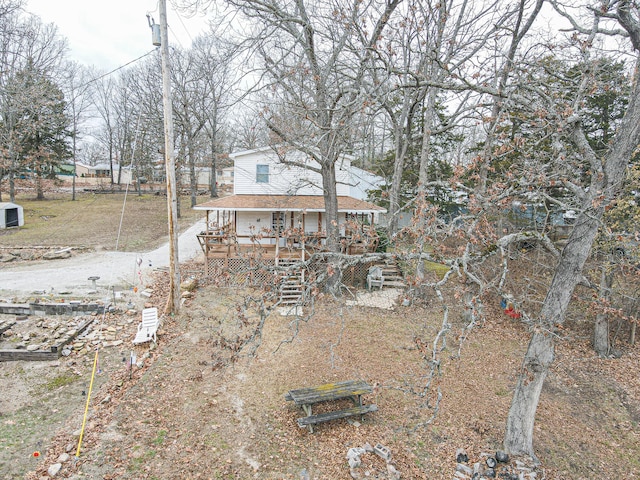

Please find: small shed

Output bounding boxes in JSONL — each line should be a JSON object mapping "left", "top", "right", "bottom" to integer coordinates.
{"left": 0, "top": 202, "right": 24, "bottom": 228}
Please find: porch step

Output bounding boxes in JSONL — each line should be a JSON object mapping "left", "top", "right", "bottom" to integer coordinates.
{"left": 278, "top": 261, "right": 304, "bottom": 305}
{"left": 375, "top": 261, "right": 405, "bottom": 289}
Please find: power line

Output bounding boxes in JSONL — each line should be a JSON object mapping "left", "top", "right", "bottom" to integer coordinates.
{"left": 83, "top": 49, "right": 157, "bottom": 88}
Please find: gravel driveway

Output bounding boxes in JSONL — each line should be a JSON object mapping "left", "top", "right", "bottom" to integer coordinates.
{"left": 0, "top": 219, "right": 206, "bottom": 298}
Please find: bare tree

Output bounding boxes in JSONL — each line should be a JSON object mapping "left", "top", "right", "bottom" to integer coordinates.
{"left": 60, "top": 61, "right": 93, "bottom": 200}
{"left": 503, "top": 0, "right": 640, "bottom": 458}
{"left": 225, "top": 0, "right": 402, "bottom": 251}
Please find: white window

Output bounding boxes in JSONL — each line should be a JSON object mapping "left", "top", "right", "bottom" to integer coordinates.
{"left": 256, "top": 164, "right": 269, "bottom": 183}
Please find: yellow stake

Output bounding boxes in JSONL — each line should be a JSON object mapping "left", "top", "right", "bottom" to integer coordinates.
{"left": 76, "top": 349, "right": 99, "bottom": 458}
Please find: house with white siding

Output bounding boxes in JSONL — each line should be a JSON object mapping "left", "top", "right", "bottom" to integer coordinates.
{"left": 194, "top": 146, "right": 386, "bottom": 274}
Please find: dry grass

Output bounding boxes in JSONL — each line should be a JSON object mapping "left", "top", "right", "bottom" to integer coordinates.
{"left": 0, "top": 190, "right": 202, "bottom": 251}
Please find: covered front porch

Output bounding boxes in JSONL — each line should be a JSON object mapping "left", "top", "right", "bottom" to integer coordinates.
{"left": 194, "top": 194, "right": 386, "bottom": 274}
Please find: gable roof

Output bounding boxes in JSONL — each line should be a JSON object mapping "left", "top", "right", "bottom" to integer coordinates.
{"left": 0, "top": 202, "right": 22, "bottom": 209}
{"left": 194, "top": 195, "right": 386, "bottom": 214}
{"left": 229, "top": 145, "right": 357, "bottom": 163}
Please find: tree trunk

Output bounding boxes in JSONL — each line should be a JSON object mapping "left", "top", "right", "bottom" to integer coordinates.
{"left": 322, "top": 160, "right": 339, "bottom": 252}
{"left": 504, "top": 24, "right": 640, "bottom": 453}
{"left": 210, "top": 158, "right": 218, "bottom": 198}
{"left": 504, "top": 331, "right": 554, "bottom": 459}
{"left": 417, "top": 87, "right": 438, "bottom": 188}
{"left": 35, "top": 166, "right": 44, "bottom": 200}
{"left": 9, "top": 172, "right": 15, "bottom": 203}
{"left": 505, "top": 205, "right": 601, "bottom": 456}
{"left": 594, "top": 266, "right": 614, "bottom": 356}
{"left": 188, "top": 144, "right": 197, "bottom": 208}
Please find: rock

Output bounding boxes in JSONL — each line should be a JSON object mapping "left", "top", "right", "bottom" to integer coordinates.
{"left": 387, "top": 463, "right": 401, "bottom": 480}
{"left": 180, "top": 278, "right": 198, "bottom": 292}
{"left": 456, "top": 448, "right": 469, "bottom": 463}
{"left": 484, "top": 467, "right": 496, "bottom": 478}
{"left": 43, "top": 250, "right": 72, "bottom": 260}
{"left": 47, "top": 462, "right": 62, "bottom": 476}
{"left": 27, "top": 344, "right": 40, "bottom": 351}
{"left": 496, "top": 451, "right": 509, "bottom": 463}
{"left": 456, "top": 463, "right": 473, "bottom": 475}
{"left": 57, "top": 452, "right": 70, "bottom": 463}
{"left": 363, "top": 442, "right": 374, "bottom": 453}
{"left": 100, "top": 394, "right": 111, "bottom": 404}
{"left": 0, "top": 254, "right": 17, "bottom": 262}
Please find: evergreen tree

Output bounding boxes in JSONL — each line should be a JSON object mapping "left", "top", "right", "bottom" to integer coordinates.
{"left": 5, "top": 61, "right": 71, "bottom": 199}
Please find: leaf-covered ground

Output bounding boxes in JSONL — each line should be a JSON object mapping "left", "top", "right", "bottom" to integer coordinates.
{"left": 12, "top": 264, "right": 639, "bottom": 480}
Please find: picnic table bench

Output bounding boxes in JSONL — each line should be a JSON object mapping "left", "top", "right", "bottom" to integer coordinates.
{"left": 285, "top": 379, "right": 378, "bottom": 432}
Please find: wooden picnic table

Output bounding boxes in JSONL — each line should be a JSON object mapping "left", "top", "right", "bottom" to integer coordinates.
{"left": 285, "top": 379, "right": 378, "bottom": 432}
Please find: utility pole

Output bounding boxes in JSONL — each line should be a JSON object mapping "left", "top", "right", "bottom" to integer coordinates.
{"left": 158, "top": 0, "right": 180, "bottom": 314}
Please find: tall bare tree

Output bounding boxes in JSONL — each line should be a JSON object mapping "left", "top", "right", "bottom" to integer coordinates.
{"left": 503, "top": 0, "right": 640, "bottom": 457}
{"left": 225, "top": 0, "right": 402, "bottom": 251}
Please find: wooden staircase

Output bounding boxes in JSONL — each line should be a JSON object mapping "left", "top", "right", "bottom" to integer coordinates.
{"left": 378, "top": 261, "right": 405, "bottom": 289}
{"left": 278, "top": 259, "right": 304, "bottom": 305}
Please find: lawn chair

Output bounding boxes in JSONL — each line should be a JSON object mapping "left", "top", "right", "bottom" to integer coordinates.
{"left": 367, "top": 266, "right": 384, "bottom": 290}
{"left": 133, "top": 307, "right": 160, "bottom": 344}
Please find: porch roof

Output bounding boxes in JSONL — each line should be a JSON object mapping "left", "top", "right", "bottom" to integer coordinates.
{"left": 194, "top": 194, "right": 386, "bottom": 214}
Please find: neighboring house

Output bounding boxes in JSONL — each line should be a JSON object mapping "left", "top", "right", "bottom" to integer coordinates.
{"left": 71, "top": 163, "right": 133, "bottom": 186}
{"left": 194, "top": 146, "right": 386, "bottom": 275}
{"left": 177, "top": 166, "right": 214, "bottom": 189}
{"left": 75, "top": 162, "right": 112, "bottom": 178}
{"left": 0, "top": 202, "right": 24, "bottom": 228}
{"left": 217, "top": 166, "right": 234, "bottom": 186}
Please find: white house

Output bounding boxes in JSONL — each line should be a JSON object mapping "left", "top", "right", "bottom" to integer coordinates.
{"left": 347, "top": 165, "right": 385, "bottom": 201}
{"left": 0, "top": 202, "right": 24, "bottom": 229}
{"left": 218, "top": 166, "right": 234, "bottom": 186}
{"left": 71, "top": 163, "right": 133, "bottom": 186}
{"left": 193, "top": 146, "right": 386, "bottom": 270}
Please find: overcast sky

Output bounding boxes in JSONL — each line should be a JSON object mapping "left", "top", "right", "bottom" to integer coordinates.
{"left": 26, "top": 0, "right": 210, "bottom": 71}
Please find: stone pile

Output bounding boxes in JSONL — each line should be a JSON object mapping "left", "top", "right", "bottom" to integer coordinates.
{"left": 0, "top": 310, "right": 137, "bottom": 356}
{"left": 454, "top": 448, "right": 539, "bottom": 480}
{"left": 346, "top": 443, "right": 400, "bottom": 479}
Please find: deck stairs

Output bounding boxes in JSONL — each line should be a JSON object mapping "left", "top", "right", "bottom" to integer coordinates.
{"left": 278, "top": 259, "right": 304, "bottom": 305}
{"left": 378, "top": 261, "right": 405, "bottom": 289}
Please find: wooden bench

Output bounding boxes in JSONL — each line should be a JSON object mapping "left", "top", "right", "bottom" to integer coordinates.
{"left": 296, "top": 404, "right": 378, "bottom": 428}
{"left": 285, "top": 380, "right": 377, "bottom": 432}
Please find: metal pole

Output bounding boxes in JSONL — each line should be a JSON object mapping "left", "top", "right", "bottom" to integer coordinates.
{"left": 159, "top": 0, "right": 180, "bottom": 314}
